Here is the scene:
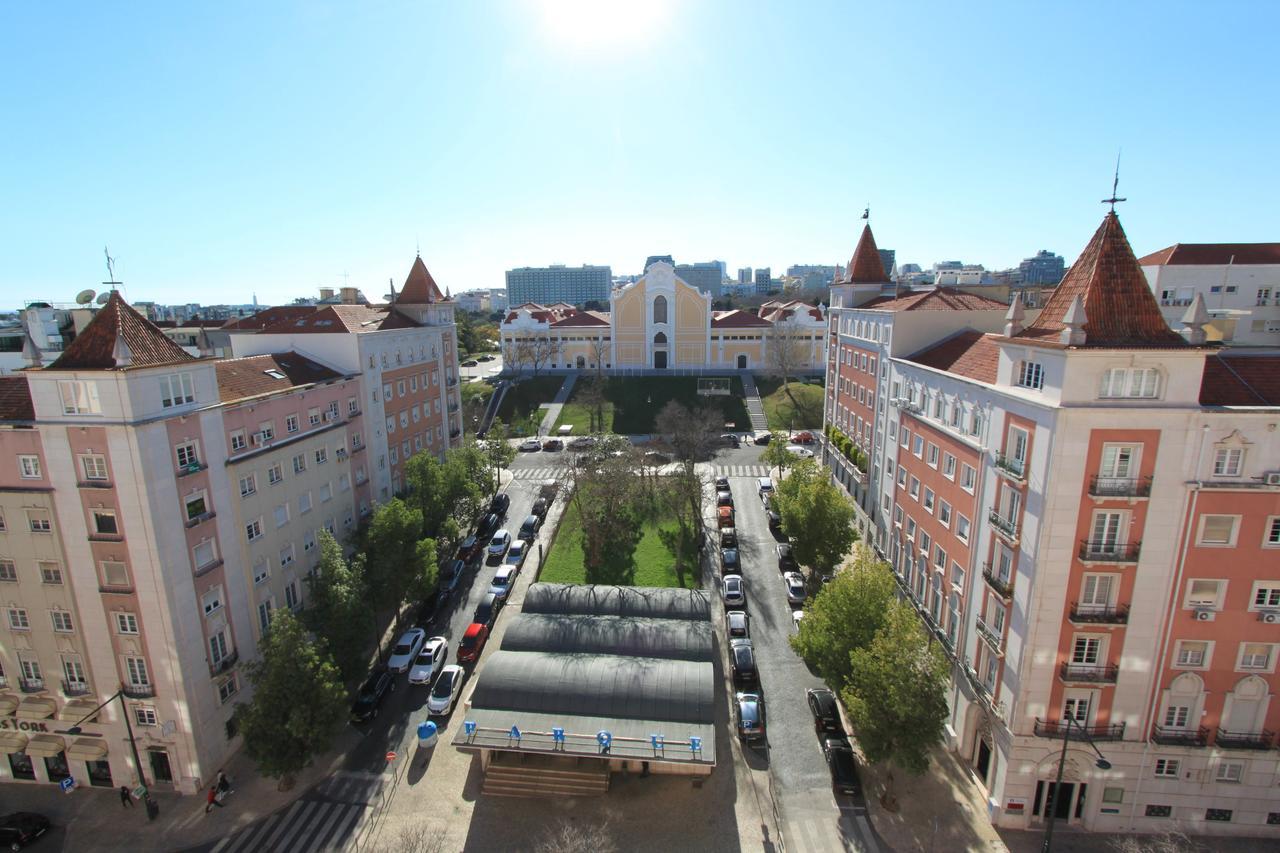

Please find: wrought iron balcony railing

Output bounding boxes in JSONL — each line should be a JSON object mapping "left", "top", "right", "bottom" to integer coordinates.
{"left": 1150, "top": 725, "right": 1209, "bottom": 747}
{"left": 1214, "top": 727, "right": 1274, "bottom": 750}
{"left": 1068, "top": 603, "right": 1130, "bottom": 625}
{"left": 982, "top": 563, "right": 1014, "bottom": 600}
{"left": 1078, "top": 540, "right": 1141, "bottom": 563}
{"left": 988, "top": 509, "right": 1020, "bottom": 541}
{"left": 1033, "top": 718, "right": 1126, "bottom": 741}
{"left": 1058, "top": 662, "right": 1118, "bottom": 684}
{"left": 994, "top": 454, "right": 1026, "bottom": 480}
{"left": 1089, "top": 475, "right": 1153, "bottom": 498}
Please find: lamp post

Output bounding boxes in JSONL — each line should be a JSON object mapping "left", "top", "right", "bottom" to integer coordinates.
{"left": 67, "top": 687, "right": 146, "bottom": 811}
{"left": 1041, "top": 716, "right": 1111, "bottom": 852}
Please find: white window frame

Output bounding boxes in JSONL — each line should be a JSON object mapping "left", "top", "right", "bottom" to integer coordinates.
{"left": 115, "top": 612, "right": 139, "bottom": 635}
{"left": 1236, "top": 643, "right": 1275, "bottom": 673}
{"left": 159, "top": 372, "right": 196, "bottom": 408}
{"left": 1100, "top": 367, "right": 1160, "bottom": 399}
{"left": 1249, "top": 582, "right": 1280, "bottom": 611}
{"left": 202, "top": 587, "right": 224, "bottom": 616}
{"left": 239, "top": 473, "right": 257, "bottom": 497}
{"left": 1197, "top": 515, "right": 1239, "bottom": 547}
{"left": 193, "top": 539, "right": 217, "bottom": 570}
{"left": 1212, "top": 447, "right": 1243, "bottom": 478}
{"left": 1153, "top": 758, "right": 1180, "bottom": 778}
{"left": 1017, "top": 360, "right": 1044, "bottom": 390}
{"left": 18, "top": 455, "right": 41, "bottom": 479}
{"left": 80, "top": 454, "right": 109, "bottom": 481}
{"left": 58, "top": 379, "right": 101, "bottom": 414}
{"left": 1215, "top": 761, "right": 1244, "bottom": 784}
{"left": 1185, "top": 578, "right": 1225, "bottom": 610}
{"left": 1173, "top": 640, "right": 1211, "bottom": 669}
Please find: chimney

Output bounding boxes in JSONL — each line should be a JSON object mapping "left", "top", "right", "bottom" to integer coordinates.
{"left": 1180, "top": 292, "right": 1210, "bottom": 345}
{"left": 319, "top": 287, "right": 335, "bottom": 300}
{"left": 1059, "top": 294, "right": 1088, "bottom": 346}
{"left": 1003, "top": 293, "right": 1026, "bottom": 337}
{"left": 340, "top": 287, "right": 358, "bottom": 304}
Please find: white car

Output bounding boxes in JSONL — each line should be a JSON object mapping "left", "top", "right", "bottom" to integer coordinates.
{"left": 505, "top": 540, "right": 529, "bottom": 569}
{"left": 428, "top": 664, "right": 465, "bottom": 716}
{"left": 489, "top": 566, "right": 517, "bottom": 600}
{"left": 783, "top": 572, "right": 807, "bottom": 605}
{"left": 785, "top": 445, "right": 815, "bottom": 458}
{"left": 408, "top": 636, "right": 449, "bottom": 685}
{"left": 487, "top": 529, "right": 511, "bottom": 558}
{"left": 387, "top": 628, "right": 426, "bottom": 674}
{"left": 722, "top": 574, "right": 746, "bottom": 607}
{"left": 757, "top": 477, "right": 775, "bottom": 502}
{"left": 519, "top": 438, "right": 542, "bottom": 452}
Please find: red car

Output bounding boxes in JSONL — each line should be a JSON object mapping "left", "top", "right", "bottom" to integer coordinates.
{"left": 457, "top": 623, "right": 489, "bottom": 664}
{"left": 790, "top": 430, "right": 815, "bottom": 444}
{"left": 456, "top": 535, "right": 483, "bottom": 564}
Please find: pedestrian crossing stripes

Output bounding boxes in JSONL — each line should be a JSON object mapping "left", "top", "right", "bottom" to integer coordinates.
{"left": 510, "top": 466, "right": 563, "bottom": 480}
{"left": 207, "top": 772, "right": 388, "bottom": 853}
{"left": 315, "top": 770, "right": 391, "bottom": 804}
{"left": 781, "top": 815, "right": 860, "bottom": 853}
{"left": 713, "top": 464, "right": 771, "bottom": 478}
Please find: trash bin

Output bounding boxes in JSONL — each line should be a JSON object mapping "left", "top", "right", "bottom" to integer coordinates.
{"left": 417, "top": 720, "right": 438, "bottom": 749}
{"left": 144, "top": 795, "right": 159, "bottom": 821}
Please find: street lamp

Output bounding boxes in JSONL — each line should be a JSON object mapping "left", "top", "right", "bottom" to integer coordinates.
{"left": 1041, "top": 716, "right": 1111, "bottom": 852}
{"left": 66, "top": 686, "right": 148, "bottom": 817}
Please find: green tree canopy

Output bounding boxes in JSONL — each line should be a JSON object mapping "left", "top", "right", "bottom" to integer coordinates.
{"left": 234, "top": 610, "right": 347, "bottom": 783}
{"left": 760, "top": 431, "right": 794, "bottom": 474}
{"left": 773, "top": 458, "right": 857, "bottom": 577}
{"left": 365, "top": 498, "right": 427, "bottom": 617}
{"left": 478, "top": 423, "right": 516, "bottom": 493}
{"left": 303, "top": 530, "right": 372, "bottom": 682}
{"left": 790, "top": 549, "right": 896, "bottom": 686}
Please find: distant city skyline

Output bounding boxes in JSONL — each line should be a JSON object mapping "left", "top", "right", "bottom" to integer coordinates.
{"left": 3, "top": 2, "right": 1276, "bottom": 306}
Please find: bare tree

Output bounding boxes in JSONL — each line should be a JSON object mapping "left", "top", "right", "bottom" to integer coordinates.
{"left": 504, "top": 334, "right": 532, "bottom": 375}
{"left": 764, "top": 316, "right": 810, "bottom": 405}
{"left": 654, "top": 400, "right": 722, "bottom": 466}
{"left": 371, "top": 821, "right": 449, "bottom": 853}
{"left": 528, "top": 335, "right": 562, "bottom": 378}
{"left": 1109, "top": 833, "right": 1205, "bottom": 853}
{"left": 535, "top": 819, "right": 617, "bottom": 853}
{"left": 581, "top": 335, "right": 612, "bottom": 431}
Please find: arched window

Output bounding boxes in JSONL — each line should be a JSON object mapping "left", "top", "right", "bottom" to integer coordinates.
{"left": 1223, "top": 675, "right": 1268, "bottom": 735}
{"left": 653, "top": 295, "right": 668, "bottom": 324}
{"left": 1159, "top": 672, "right": 1204, "bottom": 733}
{"left": 653, "top": 332, "right": 667, "bottom": 345}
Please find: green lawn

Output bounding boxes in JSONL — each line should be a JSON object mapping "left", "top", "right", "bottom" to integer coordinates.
{"left": 756, "top": 376, "right": 825, "bottom": 431}
{"left": 553, "top": 376, "right": 750, "bottom": 434}
{"left": 539, "top": 500, "right": 700, "bottom": 588}
{"left": 494, "top": 376, "right": 566, "bottom": 436}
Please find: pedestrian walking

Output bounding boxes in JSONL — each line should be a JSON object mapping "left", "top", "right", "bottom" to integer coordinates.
{"left": 205, "top": 785, "right": 223, "bottom": 813}
{"left": 216, "top": 770, "right": 232, "bottom": 797}
{"left": 119, "top": 785, "right": 133, "bottom": 808}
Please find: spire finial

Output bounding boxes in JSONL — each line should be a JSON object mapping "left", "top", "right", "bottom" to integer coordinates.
{"left": 862, "top": 204, "right": 870, "bottom": 221}
{"left": 1101, "top": 150, "right": 1126, "bottom": 212}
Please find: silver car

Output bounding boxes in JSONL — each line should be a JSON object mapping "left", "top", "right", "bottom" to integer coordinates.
{"left": 722, "top": 574, "right": 745, "bottom": 607}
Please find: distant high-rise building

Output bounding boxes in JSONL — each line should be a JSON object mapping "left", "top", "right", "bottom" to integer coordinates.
{"left": 738, "top": 267, "right": 753, "bottom": 285}
{"left": 1018, "top": 249, "right": 1065, "bottom": 285}
{"left": 877, "top": 249, "right": 896, "bottom": 280}
{"left": 644, "top": 255, "right": 675, "bottom": 272}
{"left": 506, "top": 265, "right": 612, "bottom": 307}
{"left": 674, "top": 261, "right": 724, "bottom": 296}
{"left": 754, "top": 267, "right": 772, "bottom": 293}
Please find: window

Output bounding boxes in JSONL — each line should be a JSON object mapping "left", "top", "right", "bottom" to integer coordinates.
{"left": 252, "top": 557, "right": 270, "bottom": 585}
{"left": 927, "top": 444, "right": 939, "bottom": 467}
{"left": 1164, "top": 703, "right": 1190, "bottom": 728}
{"left": 951, "top": 561, "right": 965, "bottom": 590}
{"left": 125, "top": 656, "right": 150, "bottom": 688}
{"left": 8, "top": 608, "right": 30, "bottom": 630}
{"left": 938, "top": 500, "right": 952, "bottom": 527}
{"left": 386, "top": 416, "right": 396, "bottom": 434}
{"left": 18, "top": 455, "right": 41, "bottom": 479}
{"left": 193, "top": 539, "right": 216, "bottom": 569}
{"left": 115, "top": 612, "right": 139, "bottom": 634}
{"left": 279, "top": 544, "right": 295, "bottom": 567}
{"left": 18, "top": 657, "right": 40, "bottom": 685}
{"left": 38, "top": 562, "right": 62, "bottom": 584}
{"left": 1215, "top": 761, "right": 1244, "bottom": 783}
{"left": 0, "top": 560, "right": 15, "bottom": 582}
{"left": 257, "top": 421, "right": 275, "bottom": 442}
{"left": 246, "top": 518, "right": 263, "bottom": 542}
{"left": 1063, "top": 696, "right": 1090, "bottom": 722}
{"left": 27, "top": 510, "right": 51, "bottom": 532}
{"left": 955, "top": 514, "right": 970, "bottom": 542}
{"left": 273, "top": 504, "right": 289, "bottom": 528}
{"left": 93, "top": 510, "right": 120, "bottom": 536}
{"left": 1238, "top": 643, "right": 1273, "bottom": 671}
{"left": 1251, "top": 584, "right": 1280, "bottom": 610}
{"left": 942, "top": 453, "right": 956, "bottom": 479}
{"left": 1175, "top": 641, "right": 1208, "bottom": 668}
{"left": 209, "top": 630, "right": 230, "bottom": 668}
{"left": 286, "top": 414, "right": 299, "bottom": 434}
{"left": 258, "top": 599, "right": 274, "bottom": 633}
{"left": 101, "top": 561, "right": 129, "bottom": 588}
{"left": 1185, "top": 579, "right": 1223, "bottom": 608}
{"left": 1080, "top": 574, "right": 1115, "bottom": 609}
{"left": 1090, "top": 511, "right": 1125, "bottom": 552}
{"left": 1145, "top": 805, "right": 1171, "bottom": 818}
{"left": 1204, "top": 809, "right": 1232, "bottom": 823}
{"left": 315, "top": 448, "right": 327, "bottom": 465}
{"left": 285, "top": 580, "right": 300, "bottom": 610}
{"left": 909, "top": 477, "right": 920, "bottom": 500}
{"left": 298, "top": 492, "right": 313, "bottom": 514}
{"left": 159, "top": 372, "right": 195, "bottom": 408}
{"left": 1153, "top": 759, "right": 1179, "bottom": 778}
{"left": 960, "top": 464, "right": 976, "bottom": 492}
{"left": 897, "top": 466, "right": 907, "bottom": 488}
{"left": 1100, "top": 367, "right": 1160, "bottom": 398}
{"left": 218, "top": 674, "right": 239, "bottom": 704}
{"left": 202, "top": 587, "right": 223, "bottom": 615}
{"left": 239, "top": 473, "right": 257, "bottom": 497}
{"left": 1016, "top": 361, "right": 1044, "bottom": 390}
{"left": 319, "top": 483, "right": 332, "bottom": 502}
{"left": 81, "top": 454, "right": 108, "bottom": 481}
{"left": 923, "top": 488, "right": 935, "bottom": 513}
{"left": 308, "top": 408, "right": 321, "bottom": 426}
{"left": 58, "top": 380, "right": 101, "bottom": 414}
{"left": 913, "top": 435, "right": 924, "bottom": 458}
{"left": 1102, "top": 787, "right": 1124, "bottom": 805}
{"left": 653, "top": 295, "right": 668, "bottom": 323}
{"left": 267, "top": 463, "right": 283, "bottom": 485}
{"left": 303, "top": 531, "right": 316, "bottom": 552}
{"left": 1072, "top": 636, "right": 1101, "bottom": 664}
{"left": 383, "top": 383, "right": 393, "bottom": 400}
{"left": 339, "top": 473, "right": 350, "bottom": 492}
{"left": 933, "top": 544, "right": 946, "bottom": 570}
{"left": 1264, "top": 517, "right": 1280, "bottom": 547}
{"left": 1213, "top": 448, "right": 1243, "bottom": 477}
{"left": 184, "top": 492, "right": 208, "bottom": 521}
{"left": 50, "top": 610, "right": 73, "bottom": 633}
{"left": 292, "top": 453, "right": 306, "bottom": 474}
{"left": 175, "top": 442, "right": 200, "bottom": 469}
{"left": 1198, "top": 515, "right": 1238, "bottom": 546}
{"left": 1099, "top": 444, "right": 1138, "bottom": 479}
{"left": 1006, "top": 427, "right": 1029, "bottom": 473}
{"left": 0, "top": 511, "right": 5, "bottom": 531}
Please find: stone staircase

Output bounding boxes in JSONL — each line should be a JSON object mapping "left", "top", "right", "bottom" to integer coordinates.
{"left": 480, "top": 753, "right": 611, "bottom": 799}
{"left": 740, "top": 374, "right": 770, "bottom": 432}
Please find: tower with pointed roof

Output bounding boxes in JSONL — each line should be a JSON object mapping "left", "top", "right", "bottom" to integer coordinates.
{"left": 830, "top": 223, "right": 892, "bottom": 311}
{"left": 393, "top": 255, "right": 455, "bottom": 328}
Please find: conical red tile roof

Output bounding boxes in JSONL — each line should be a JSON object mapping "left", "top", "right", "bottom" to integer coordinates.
{"left": 398, "top": 255, "right": 447, "bottom": 304}
{"left": 49, "top": 291, "right": 197, "bottom": 370}
{"left": 1015, "top": 212, "right": 1186, "bottom": 348}
{"left": 846, "top": 224, "right": 888, "bottom": 284}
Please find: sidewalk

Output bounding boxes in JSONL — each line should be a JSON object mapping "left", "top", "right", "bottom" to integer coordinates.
{"left": 536, "top": 373, "right": 577, "bottom": 435}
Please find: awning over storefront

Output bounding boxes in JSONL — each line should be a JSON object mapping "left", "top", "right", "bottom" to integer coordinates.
{"left": 67, "top": 737, "right": 108, "bottom": 761}
{"left": 15, "top": 696, "right": 57, "bottom": 720}
{"left": 0, "top": 731, "right": 29, "bottom": 754}
{"left": 58, "top": 697, "right": 100, "bottom": 722}
{"left": 24, "top": 734, "right": 66, "bottom": 757}
{"left": 0, "top": 694, "right": 18, "bottom": 716}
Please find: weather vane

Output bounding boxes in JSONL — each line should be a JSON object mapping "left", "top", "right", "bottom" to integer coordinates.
{"left": 1101, "top": 151, "right": 1126, "bottom": 212}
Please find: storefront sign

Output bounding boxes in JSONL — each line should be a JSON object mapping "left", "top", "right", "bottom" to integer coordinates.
{"left": 0, "top": 719, "right": 49, "bottom": 733}
{"left": 1005, "top": 798, "right": 1026, "bottom": 812}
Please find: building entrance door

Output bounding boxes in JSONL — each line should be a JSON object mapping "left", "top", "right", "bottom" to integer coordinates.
{"left": 737, "top": 355, "right": 747, "bottom": 369}
{"left": 974, "top": 738, "right": 992, "bottom": 784}
{"left": 148, "top": 749, "right": 173, "bottom": 784}
{"left": 654, "top": 351, "right": 667, "bottom": 369}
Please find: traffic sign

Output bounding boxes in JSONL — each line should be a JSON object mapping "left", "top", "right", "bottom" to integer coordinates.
{"left": 60, "top": 776, "right": 76, "bottom": 794}
{"left": 385, "top": 751, "right": 397, "bottom": 762}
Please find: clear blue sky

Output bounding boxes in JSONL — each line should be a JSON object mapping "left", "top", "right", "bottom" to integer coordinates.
{"left": 2, "top": 1, "right": 1276, "bottom": 307}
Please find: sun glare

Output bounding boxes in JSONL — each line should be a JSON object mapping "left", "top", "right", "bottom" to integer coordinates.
{"left": 530, "top": 0, "right": 672, "bottom": 50}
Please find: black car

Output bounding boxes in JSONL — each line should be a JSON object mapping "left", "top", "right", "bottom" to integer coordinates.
{"left": 806, "top": 687, "right": 844, "bottom": 735}
{"left": 735, "top": 692, "right": 765, "bottom": 743}
{"left": 721, "top": 548, "right": 740, "bottom": 573}
{"left": 714, "top": 476, "right": 730, "bottom": 491}
{"left": 716, "top": 490, "right": 733, "bottom": 508}
{"left": 351, "top": 669, "right": 394, "bottom": 722}
{"left": 729, "top": 638, "right": 757, "bottom": 685}
{"left": 777, "top": 543, "right": 797, "bottom": 573}
{"left": 767, "top": 510, "right": 782, "bottom": 533}
{"left": 474, "top": 592, "right": 502, "bottom": 629}
{"left": 720, "top": 433, "right": 740, "bottom": 448}
{"left": 0, "top": 813, "right": 50, "bottom": 851}
{"left": 476, "top": 512, "right": 500, "bottom": 539}
{"left": 823, "top": 738, "right": 861, "bottom": 795}
{"left": 754, "top": 432, "right": 773, "bottom": 445}
{"left": 531, "top": 497, "right": 549, "bottom": 520}
{"left": 720, "top": 528, "right": 738, "bottom": 549}
{"left": 489, "top": 493, "right": 510, "bottom": 518}
{"left": 518, "top": 514, "right": 542, "bottom": 542}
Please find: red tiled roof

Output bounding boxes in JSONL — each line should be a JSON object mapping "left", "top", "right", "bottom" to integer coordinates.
{"left": 846, "top": 224, "right": 888, "bottom": 284}
{"left": 552, "top": 311, "right": 610, "bottom": 328}
{"left": 1016, "top": 213, "right": 1186, "bottom": 348}
{"left": 398, "top": 256, "right": 447, "bottom": 304}
{"left": 861, "top": 287, "right": 1008, "bottom": 312}
{"left": 907, "top": 330, "right": 1002, "bottom": 384}
{"left": 503, "top": 303, "right": 575, "bottom": 325}
{"left": 758, "top": 300, "right": 824, "bottom": 323}
{"left": 712, "top": 310, "right": 773, "bottom": 328}
{"left": 0, "top": 376, "right": 34, "bottom": 421}
{"left": 257, "top": 304, "right": 419, "bottom": 334}
{"left": 221, "top": 306, "right": 317, "bottom": 331}
{"left": 1199, "top": 354, "right": 1280, "bottom": 407}
{"left": 1139, "top": 243, "right": 1280, "bottom": 266}
{"left": 48, "top": 291, "right": 197, "bottom": 371}
{"left": 215, "top": 353, "right": 344, "bottom": 403}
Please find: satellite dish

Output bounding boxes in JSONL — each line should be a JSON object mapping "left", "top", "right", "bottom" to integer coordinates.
{"left": 95, "top": 292, "right": 110, "bottom": 305}
{"left": 75, "top": 289, "right": 96, "bottom": 305}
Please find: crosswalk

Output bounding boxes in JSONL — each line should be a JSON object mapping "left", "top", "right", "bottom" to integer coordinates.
{"left": 511, "top": 463, "right": 772, "bottom": 480}
{"left": 207, "top": 771, "right": 390, "bottom": 853}
{"left": 510, "top": 466, "right": 564, "bottom": 480}
{"left": 713, "top": 464, "right": 771, "bottom": 478}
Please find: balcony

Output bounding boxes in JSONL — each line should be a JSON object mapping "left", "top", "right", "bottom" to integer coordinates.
{"left": 98, "top": 583, "right": 135, "bottom": 595}
{"left": 975, "top": 616, "right": 1004, "bottom": 654}
{"left": 1078, "top": 540, "right": 1141, "bottom": 564}
{"left": 88, "top": 532, "right": 125, "bottom": 543}
{"left": 193, "top": 558, "right": 224, "bottom": 579}
{"left": 1058, "top": 662, "right": 1118, "bottom": 684}
{"left": 61, "top": 679, "right": 91, "bottom": 697}
{"left": 209, "top": 650, "right": 239, "bottom": 678}
{"left": 177, "top": 461, "right": 207, "bottom": 478}
{"left": 1033, "top": 718, "right": 1126, "bottom": 742}
{"left": 982, "top": 564, "right": 1014, "bottom": 601}
{"left": 18, "top": 677, "right": 45, "bottom": 693}
{"left": 988, "top": 509, "right": 1020, "bottom": 542}
{"left": 183, "top": 511, "right": 216, "bottom": 530}
{"left": 1150, "top": 725, "right": 1209, "bottom": 747}
{"left": 449, "top": 429, "right": 461, "bottom": 440}
{"left": 1089, "top": 475, "right": 1153, "bottom": 499}
{"left": 994, "top": 453, "right": 1027, "bottom": 481}
{"left": 1214, "top": 728, "right": 1274, "bottom": 750}
{"left": 1068, "top": 602, "right": 1130, "bottom": 625}
{"left": 122, "top": 684, "right": 156, "bottom": 700}
{"left": 448, "top": 402, "right": 460, "bottom": 414}
{"left": 76, "top": 478, "right": 114, "bottom": 489}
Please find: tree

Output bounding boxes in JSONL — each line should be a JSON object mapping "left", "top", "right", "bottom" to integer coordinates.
{"left": 480, "top": 421, "right": 516, "bottom": 490}
{"left": 773, "top": 458, "right": 858, "bottom": 579}
{"left": 535, "top": 820, "right": 617, "bottom": 853}
{"left": 790, "top": 549, "right": 896, "bottom": 687}
{"left": 760, "top": 431, "right": 795, "bottom": 474}
{"left": 234, "top": 610, "right": 347, "bottom": 789}
{"left": 654, "top": 400, "right": 721, "bottom": 465}
{"left": 842, "top": 600, "right": 950, "bottom": 788}
{"left": 565, "top": 449, "right": 644, "bottom": 582}
{"left": 527, "top": 335, "right": 561, "bottom": 377}
{"left": 657, "top": 466, "right": 707, "bottom": 588}
{"left": 504, "top": 335, "right": 531, "bottom": 375}
{"left": 365, "top": 498, "right": 429, "bottom": 630}
{"left": 303, "top": 530, "right": 373, "bottom": 683}
{"left": 764, "top": 316, "right": 809, "bottom": 406}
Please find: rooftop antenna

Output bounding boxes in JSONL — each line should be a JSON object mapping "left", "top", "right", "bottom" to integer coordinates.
{"left": 102, "top": 246, "right": 123, "bottom": 297}
{"left": 1101, "top": 151, "right": 1126, "bottom": 212}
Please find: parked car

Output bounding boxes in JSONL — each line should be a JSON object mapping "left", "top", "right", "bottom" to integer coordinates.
{"left": 785, "top": 444, "right": 815, "bottom": 458}
{"left": 461, "top": 359, "right": 478, "bottom": 367}
{"left": 714, "top": 475, "right": 730, "bottom": 490}
{"left": 441, "top": 559, "right": 464, "bottom": 596}
{"left": 767, "top": 509, "right": 782, "bottom": 532}
{"left": 489, "top": 493, "right": 511, "bottom": 517}
{"left": 790, "top": 430, "right": 815, "bottom": 444}
{"left": 457, "top": 535, "right": 482, "bottom": 563}
{"left": 504, "top": 539, "right": 528, "bottom": 570}
{"left": 754, "top": 432, "right": 773, "bottom": 445}
{"left": 721, "top": 548, "right": 740, "bottom": 573}
{"left": 408, "top": 636, "right": 449, "bottom": 685}
{"left": 720, "top": 528, "right": 738, "bottom": 548}
{"left": 531, "top": 497, "right": 549, "bottom": 520}
{"left": 777, "top": 543, "right": 797, "bottom": 572}
{"left": 643, "top": 450, "right": 672, "bottom": 464}
{"left": 427, "top": 664, "right": 466, "bottom": 716}
{"left": 783, "top": 572, "right": 807, "bottom": 605}
{"left": 823, "top": 738, "right": 861, "bottom": 795}
{"left": 735, "top": 692, "right": 766, "bottom": 743}
{"left": 0, "top": 812, "right": 50, "bottom": 851}
{"left": 518, "top": 514, "right": 542, "bottom": 542}
{"left": 478, "top": 354, "right": 495, "bottom": 362}
{"left": 568, "top": 436, "right": 595, "bottom": 450}
{"left": 807, "top": 687, "right": 844, "bottom": 735}
{"left": 757, "top": 477, "right": 775, "bottom": 500}
{"left": 457, "top": 623, "right": 489, "bottom": 664}
{"left": 729, "top": 638, "right": 758, "bottom": 685}
{"left": 489, "top": 566, "right": 518, "bottom": 600}
{"left": 476, "top": 512, "right": 500, "bottom": 539}
{"left": 541, "top": 438, "right": 563, "bottom": 452}
{"left": 716, "top": 490, "right": 734, "bottom": 508}
{"left": 350, "top": 669, "right": 395, "bottom": 722}
{"left": 719, "top": 433, "right": 741, "bottom": 448}
{"left": 726, "top": 610, "right": 750, "bottom": 638}
{"left": 473, "top": 592, "right": 502, "bottom": 628}
{"left": 722, "top": 574, "right": 745, "bottom": 607}
{"left": 387, "top": 628, "right": 427, "bottom": 674}
{"left": 519, "top": 438, "right": 542, "bottom": 452}
{"left": 487, "top": 529, "right": 512, "bottom": 560}
{"left": 717, "top": 506, "right": 735, "bottom": 529}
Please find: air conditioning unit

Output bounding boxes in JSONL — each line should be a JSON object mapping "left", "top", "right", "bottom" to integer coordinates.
{"left": 1193, "top": 609, "right": 1215, "bottom": 622}
{"left": 1260, "top": 611, "right": 1280, "bottom": 624}
{"left": 1264, "top": 472, "right": 1280, "bottom": 486}
{"left": 250, "top": 432, "right": 263, "bottom": 446}
{"left": 324, "top": 411, "right": 336, "bottom": 422}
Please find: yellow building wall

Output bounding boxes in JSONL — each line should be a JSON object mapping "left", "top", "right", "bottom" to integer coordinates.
{"left": 674, "top": 285, "right": 707, "bottom": 365}
{"left": 613, "top": 284, "right": 647, "bottom": 365}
